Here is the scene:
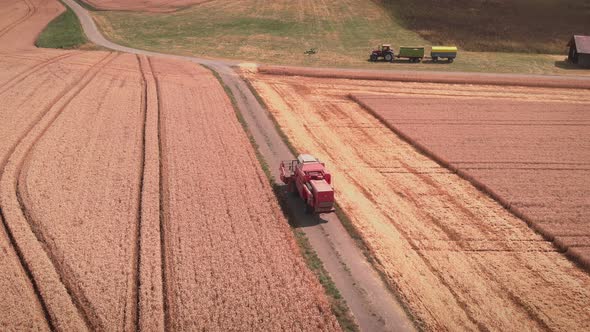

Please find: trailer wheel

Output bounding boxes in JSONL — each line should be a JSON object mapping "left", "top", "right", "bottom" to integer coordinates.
{"left": 384, "top": 53, "right": 393, "bottom": 62}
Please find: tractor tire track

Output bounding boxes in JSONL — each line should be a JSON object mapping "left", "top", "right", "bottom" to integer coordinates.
{"left": 0, "top": 51, "right": 81, "bottom": 96}
{"left": 147, "top": 56, "right": 171, "bottom": 332}
{"left": 0, "top": 51, "right": 117, "bottom": 331}
{"left": 136, "top": 54, "right": 165, "bottom": 332}
{"left": 0, "top": 0, "right": 35, "bottom": 38}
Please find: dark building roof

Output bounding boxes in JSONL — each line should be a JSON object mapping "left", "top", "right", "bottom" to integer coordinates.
{"left": 568, "top": 35, "right": 590, "bottom": 54}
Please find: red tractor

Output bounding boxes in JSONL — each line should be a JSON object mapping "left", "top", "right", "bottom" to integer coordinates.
{"left": 369, "top": 44, "right": 394, "bottom": 62}
{"left": 280, "top": 154, "right": 335, "bottom": 213}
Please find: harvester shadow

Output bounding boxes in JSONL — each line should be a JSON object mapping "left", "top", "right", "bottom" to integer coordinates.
{"left": 273, "top": 184, "right": 328, "bottom": 228}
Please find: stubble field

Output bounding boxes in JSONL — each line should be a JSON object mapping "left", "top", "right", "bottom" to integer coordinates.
{"left": 351, "top": 94, "right": 590, "bottom": 267}
{"left": 0, "top": 0, "right": 339, "bottom": 330}
{"left": 246, "top": 71, "right": 590, "bottom": 331}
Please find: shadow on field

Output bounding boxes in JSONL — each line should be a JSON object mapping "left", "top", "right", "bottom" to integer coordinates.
{"left": 554, "top": 60, "right": 586, "bottom": 70}
{"left": 274, "top": 184, "right": 328, "bottom": 228}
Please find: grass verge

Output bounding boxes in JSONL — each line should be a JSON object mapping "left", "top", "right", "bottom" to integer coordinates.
{"left": 204, "top": 65, "right": 359, "bottom": 332}
{"left": 36, "top": 1, "right": 89, "bottom": 49}
{"left": 91, "top": 0, "right": 589, "bottom": 76}
{"left": 241, "top": 71, "right": 425, "bottom": 330}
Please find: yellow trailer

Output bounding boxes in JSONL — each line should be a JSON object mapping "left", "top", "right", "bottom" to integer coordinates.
{"left": 431, "top": 46, "right": 458, "bottom": 63}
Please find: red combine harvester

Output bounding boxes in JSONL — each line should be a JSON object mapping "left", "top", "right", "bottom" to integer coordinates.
{"left": 280, "top": 154, "right": 335, "bottom": 213}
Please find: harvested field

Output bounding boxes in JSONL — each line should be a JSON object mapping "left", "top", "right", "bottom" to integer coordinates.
{"left": 82, "top": 0, "right": 210, "bottom": 12}
{"left": 246, "top": 71, "right": 590, "bottom": 331}
{"left": 352, "top": 95, "right": 590, "bottom": 268}
{"left": 0, "top": 0, "right": 339, "bottom": 330}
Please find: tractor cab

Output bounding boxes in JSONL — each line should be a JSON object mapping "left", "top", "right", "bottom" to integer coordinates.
{"left": 370, "top": 43, "right": 395, "bottom": 62}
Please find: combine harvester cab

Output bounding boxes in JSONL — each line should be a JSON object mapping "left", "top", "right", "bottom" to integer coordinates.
{"left": 280, "top": 154, "right": 335, "bottom": 214}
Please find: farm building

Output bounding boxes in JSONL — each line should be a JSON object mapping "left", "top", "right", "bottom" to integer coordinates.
{"left": 567, "top": 35, "right": 590, "bottom": 68}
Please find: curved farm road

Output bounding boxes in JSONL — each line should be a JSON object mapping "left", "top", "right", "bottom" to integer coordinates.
{"left": 63, "top": 0, "right": 415, "bottom": 331}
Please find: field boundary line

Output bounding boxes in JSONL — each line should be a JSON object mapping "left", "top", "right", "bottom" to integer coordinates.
{"left": 258, "top": 66, "right": 590, "bottom": 90}
{"left": 349, "top": 93, "right": 590, "bottom": 272}
{"left": 0, "top": 52, "right": 117, "bottom": 331}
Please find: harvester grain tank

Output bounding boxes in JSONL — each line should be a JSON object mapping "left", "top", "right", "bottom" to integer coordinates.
{"left": 280, "top": 154, "right": 335, "bottom": 213}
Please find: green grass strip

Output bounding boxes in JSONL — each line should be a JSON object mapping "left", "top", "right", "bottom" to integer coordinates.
{"left": 36, "top": 2, "right": 87, "bottom": 49}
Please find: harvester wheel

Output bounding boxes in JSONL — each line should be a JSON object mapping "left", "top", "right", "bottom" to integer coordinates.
{"left": 448, "top": 58, "right": 454, "bottom": 63}
{"left": 384, "top": 53, "right": 393, "bottom": 62}
{"left": 432, "top": 57, "right": 438, "bottom": 63}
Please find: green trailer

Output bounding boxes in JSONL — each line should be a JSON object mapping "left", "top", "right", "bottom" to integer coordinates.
{"left": 397, "top": 47, "right": 424, "bottom": 63}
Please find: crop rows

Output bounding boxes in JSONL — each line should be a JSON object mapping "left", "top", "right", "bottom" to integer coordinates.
{"left": 246, "top": 72, "right": 590, "bottom": 331}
